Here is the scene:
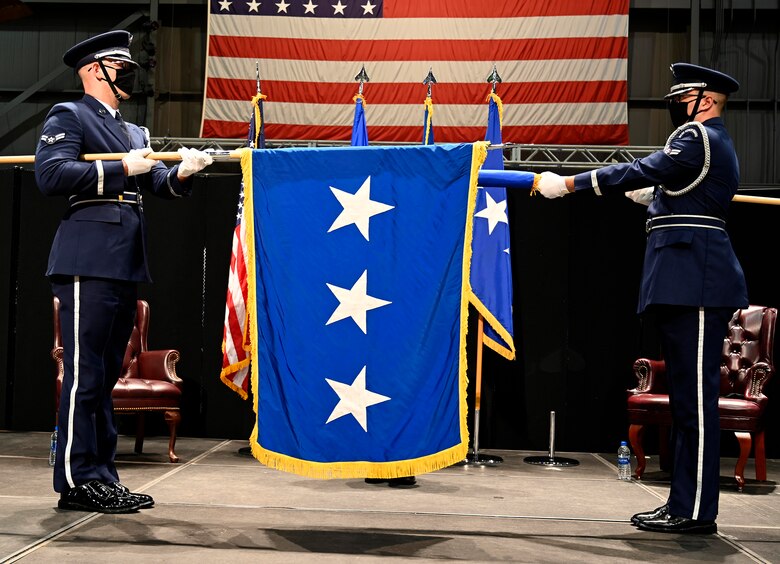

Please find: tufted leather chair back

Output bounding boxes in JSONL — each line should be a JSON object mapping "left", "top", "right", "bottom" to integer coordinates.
{"left": 720, "top": 305, "right": 776, "bottom": 398}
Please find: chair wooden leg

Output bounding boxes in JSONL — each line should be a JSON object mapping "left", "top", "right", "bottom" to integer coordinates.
{"left": 734, "top": 431, "right": 751, "bottom": 491}
{"left": 164, "top": 410, "right": 181, "bottom": 463}
{"left": 134, "top": 413, "right": 146, "bottom": 455}
{"left": 629, "top": 424, "right": 646, "bottom": 479}
{"left": 754, "top": 430, "right": 766, "bottom": 482}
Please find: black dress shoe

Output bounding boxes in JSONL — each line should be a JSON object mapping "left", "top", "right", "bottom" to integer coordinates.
{"left": 105, "top": 482, "right": 154, "bottom": 509}
{"left": 636, "top": 514, "right": 717, "bottom": 534}
{"left": 631, "top": 504, "right": 669, "bottom": 526}
{"left": 388, "top": 476, "right": 417, "bottom": 487}
{"left": 58, "top": 480, "right": 140, "bottom": 514}
{"left": 364, "top": 476, "right": 417, "bottom": 487}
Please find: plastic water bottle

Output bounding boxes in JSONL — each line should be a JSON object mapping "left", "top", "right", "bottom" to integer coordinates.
{"left": 48, "top": 426, "right": 58, "bottom": 467}
{"left": 617, "top": 440, "right": 632, "bottom": 481}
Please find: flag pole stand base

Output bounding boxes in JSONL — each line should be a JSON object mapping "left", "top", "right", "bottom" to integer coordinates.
{"left": 453, "top": 405, "right": 503, "bottom": 466}
{"left": 454, "top": 451, "right": 504, "bottom": 467}
{"left": 523, "top": 455, "right": 579, "bottom": 467}
{"left": 523, "top": 410, "right": 579, "bottom": 467}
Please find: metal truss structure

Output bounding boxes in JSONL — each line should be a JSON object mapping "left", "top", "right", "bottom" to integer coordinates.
{"left": 150, "top": 137, "right": 659, "bottom": 171}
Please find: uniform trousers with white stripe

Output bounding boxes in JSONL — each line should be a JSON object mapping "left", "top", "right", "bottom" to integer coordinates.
{"left": 51, "top": 275, "right": 137, "bottom": 493}
{"left": 655, "top": 304, "right": 734, "bottom": 522}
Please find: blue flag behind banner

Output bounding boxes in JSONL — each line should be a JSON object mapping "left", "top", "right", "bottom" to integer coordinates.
{"left": 241, "top": 143, "right": 486, "bottom": 478}
{"left": 470, "top": 94, "right": 515, "bottom": 359}
{"left": 351, "top": 95, "right": 368, "bottom": 146}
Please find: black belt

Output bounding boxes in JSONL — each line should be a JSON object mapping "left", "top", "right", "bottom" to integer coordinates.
{"left": 69, "top": 191, "right": 142, "bottom": 207}
{"left": 645, "top": 214, "right": 726, "bottom": 234}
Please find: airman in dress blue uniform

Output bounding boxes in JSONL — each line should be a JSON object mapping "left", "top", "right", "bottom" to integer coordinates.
{"left": 35, "top": 30, "right": 213, "bottom": 513}
{"left": 537, "top": 63, "right": 747, "bottom": 534}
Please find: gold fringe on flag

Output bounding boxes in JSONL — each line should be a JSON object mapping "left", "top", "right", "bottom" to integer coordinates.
{"left": 423, "top": 96, "right": 434, "bottom": 145}
{"left": 487, "top": 92, "right": 504, "bottom": 129}
{"left": 219, "top": 360, "right": 251, "bottom": 399}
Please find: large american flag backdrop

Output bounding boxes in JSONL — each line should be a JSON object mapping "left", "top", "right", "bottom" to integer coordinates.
{"left": 201, "top": 0, "right": 629, "bottom": 144}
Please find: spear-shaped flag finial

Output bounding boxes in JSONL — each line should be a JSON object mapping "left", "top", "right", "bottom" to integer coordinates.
{"left": 354, "top": 65, "right": 370, "bottom": 95}
{"left": 255, "top": 61, "right": 262, "bottom": 95}
{"left": 487, "top": 64, "right": 502, "bottom": 93}
{"left": 423, "top": 67, "right": 437, "bottom": 98}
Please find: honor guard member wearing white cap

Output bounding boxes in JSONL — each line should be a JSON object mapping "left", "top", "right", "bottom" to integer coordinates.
{"left": 535, "top": 63, "right": 747, "bottom": 534}
{"left": 35, "top": 30, "right": 213, "bottom": 514}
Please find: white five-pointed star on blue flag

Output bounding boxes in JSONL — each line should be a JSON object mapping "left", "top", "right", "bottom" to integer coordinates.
{"left": 328, "top": 176, "right": 394, "bottom": 241}
{"left": 325, "top": 270, "right": 391, "bottom": 334}
{"left": 474, "top": 191, "right": 508, "bottom": 235}
{"left": 325, "top": 366, "right": 390, "bottom": 431}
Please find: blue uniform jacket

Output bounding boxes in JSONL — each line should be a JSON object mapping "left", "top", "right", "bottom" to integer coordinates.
{"left": 572, "top": 117, "right": 748, "bottom": 313}
{"left": 35, "top": 94, "right": 191, "bottom": 282}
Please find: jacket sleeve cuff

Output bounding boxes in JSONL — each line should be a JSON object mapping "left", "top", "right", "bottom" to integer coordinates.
{"left": 101, "top": 160, "right": 128, "bottom": 195}
{"left": 573, "top": 170, "right": 602, "bottom": 195}
{"left": 166, "top": 166, "right": 193, "bottom": 197}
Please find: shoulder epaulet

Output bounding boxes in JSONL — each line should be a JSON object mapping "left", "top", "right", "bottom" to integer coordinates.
{"left": 675, "top": 124, "right": 702, "bottom": 140}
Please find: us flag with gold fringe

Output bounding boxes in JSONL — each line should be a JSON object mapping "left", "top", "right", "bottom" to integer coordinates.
{"left": 220, "top": 92, "right": 266, "bottom": 399}
{"left": 220, "top": 187, "right": 251, "bottom": 398}
{"left": 201, "top": 0, "right": 629, "bottom": 144}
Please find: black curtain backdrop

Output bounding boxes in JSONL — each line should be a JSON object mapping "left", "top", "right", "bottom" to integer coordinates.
{"left": 0, "top": 169, "right": 17, "bottom": 429}
{"left": 1, "top": 165, "right": 778, "bottom": 458}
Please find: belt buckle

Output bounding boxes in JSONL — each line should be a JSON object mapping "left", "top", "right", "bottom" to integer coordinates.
{"left": 645, "top": 218, "right": 652, "bottom": 234}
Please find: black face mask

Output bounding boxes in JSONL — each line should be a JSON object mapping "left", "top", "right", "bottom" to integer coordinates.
{"left": 111, "top": 67, "right": 136, "bottom": 97}
{"left": 667, "top": 100, "right": 691, "bottom": 128}
{"left": 667, "top": 91, "right": 704, "bottom": 128}
{"left": 98, "top": 60, "right": 136, "bottom": 100}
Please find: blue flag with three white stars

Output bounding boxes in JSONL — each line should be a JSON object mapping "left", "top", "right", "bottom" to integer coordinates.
{"left": 241, "top": 143, "right": 485, "bottom": 478}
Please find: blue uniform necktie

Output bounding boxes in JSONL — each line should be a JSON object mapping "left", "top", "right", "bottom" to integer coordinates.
{"left": 115, "top": 111, "right": 131, "bottom": 145}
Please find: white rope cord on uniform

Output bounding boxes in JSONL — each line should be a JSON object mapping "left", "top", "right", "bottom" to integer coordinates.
{"left": 659, "top": 120, "right": 711, "bottom": 197}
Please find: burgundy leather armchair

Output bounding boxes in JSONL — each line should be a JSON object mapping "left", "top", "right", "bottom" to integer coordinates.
{"left": 52, "top": 297, "right": 183, "bottom": 463}
{"left": 627, "top": 305, "right": 776, "bottom": 490}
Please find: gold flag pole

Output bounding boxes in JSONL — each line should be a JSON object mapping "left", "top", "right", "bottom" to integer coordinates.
{"left": 460, "top": 315, "right": 505, "bottom": 465}
{"left": 730, "top": 195, "right": 780, "bottom": 205}
{"left": 1, "top": 152, "right": 779, "bottom": 206}
{"left": 0, "top": 150, "right": 243, "bottom": 165}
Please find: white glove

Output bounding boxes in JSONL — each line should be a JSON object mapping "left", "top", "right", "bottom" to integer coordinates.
{"left": 177, "top": 147, "right": 214, "bottom": 178}
{"left": 625, "top": 187, "right": 655, "bottom": 206}
{"left": 122, "top": 147, "right": 156, "bottom": 176}
{"left": 537, "top": 171, "right": 569, "bottom": 199}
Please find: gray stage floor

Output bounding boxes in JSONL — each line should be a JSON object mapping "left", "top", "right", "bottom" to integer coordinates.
{"left": 0, "top": 431, "right": 778, "bottom": 563}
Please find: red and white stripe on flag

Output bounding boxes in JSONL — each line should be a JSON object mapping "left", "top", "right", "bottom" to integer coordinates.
{"left": 220, "top": 187, "right": 251, "bottom": 399}
{"left": 201, "top": 0, "right": 629, "bottom": 145}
